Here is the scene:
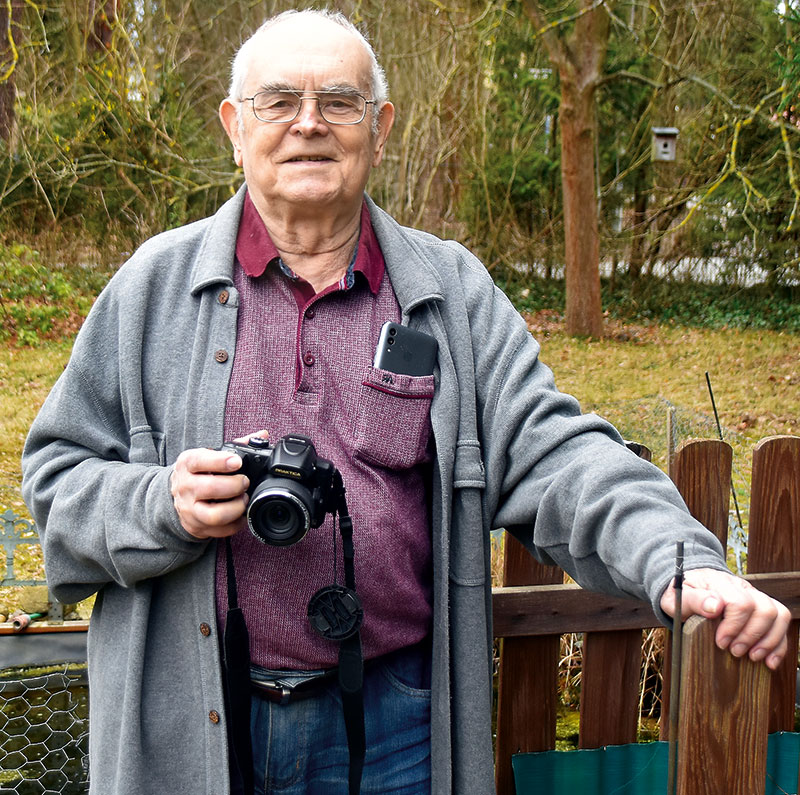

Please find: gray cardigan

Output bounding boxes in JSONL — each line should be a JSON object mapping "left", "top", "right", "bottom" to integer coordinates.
{"left": 22, "top": 187, "right": 727, "bottom": 795}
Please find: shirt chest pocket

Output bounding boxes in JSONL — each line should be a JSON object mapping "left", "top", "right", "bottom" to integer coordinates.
{"left": 352, "top": 367, "right": 435, "bottom": 470}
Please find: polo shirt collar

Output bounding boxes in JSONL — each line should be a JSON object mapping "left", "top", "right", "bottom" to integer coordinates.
{"left": 235, "top": 190, "right": 384, "bottom": 295}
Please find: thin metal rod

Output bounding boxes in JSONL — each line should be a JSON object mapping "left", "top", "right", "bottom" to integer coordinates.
{"left": 705, "top": 371, "right": 744, "bottom": 529}
{"left": 667, "top": 541, "right": 684, "bottom": 795}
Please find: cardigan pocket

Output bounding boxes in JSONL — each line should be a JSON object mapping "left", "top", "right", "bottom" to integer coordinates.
{"left": 128, "top": 425, "right": 167, "bottom": 466}
{"left": 353, "top": 367, "right": 434, "bottom": 470}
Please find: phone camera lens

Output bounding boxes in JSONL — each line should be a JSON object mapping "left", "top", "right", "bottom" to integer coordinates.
{"left": 389, "top": 327, "right": 397, "bottom": 336}
{"left": 387, "top": 338, "right": 394, "bottom": 345}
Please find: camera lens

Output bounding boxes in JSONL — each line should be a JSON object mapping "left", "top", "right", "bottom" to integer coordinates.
{"left": 247, "top": 482, "right": 312, "bottom": 546}
{"left": 265, "top": 502, "right": 292, "bottom": 529}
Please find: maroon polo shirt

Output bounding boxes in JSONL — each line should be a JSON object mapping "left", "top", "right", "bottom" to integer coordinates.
{"left": 217, "top": 191, "right": 434, "bottom": 669}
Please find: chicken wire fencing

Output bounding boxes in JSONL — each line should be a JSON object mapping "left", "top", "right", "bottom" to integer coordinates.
{"left": 0, "top": 664, "right": 89, "bottom": 794}
{"left": 0, "top": 509, "right": 89, "bottom": 794}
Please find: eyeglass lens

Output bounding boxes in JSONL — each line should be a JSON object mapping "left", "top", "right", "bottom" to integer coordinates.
{"left": 251, "top": 91, "right": 367, "bottom": 124}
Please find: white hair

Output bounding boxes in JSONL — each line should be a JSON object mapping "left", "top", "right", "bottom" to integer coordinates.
{"left": 228, "top": 9, "right": 389, "bottom": 129}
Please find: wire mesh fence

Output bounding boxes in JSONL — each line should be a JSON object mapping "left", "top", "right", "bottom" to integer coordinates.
{"left": 0, "top": 664, "right": 89, "bottom": 794}
{"left": 0, "top": 509, "right": 89, "bottom": 793}
{"left": 583, "top": 394, "right": 754, "bottom": 574}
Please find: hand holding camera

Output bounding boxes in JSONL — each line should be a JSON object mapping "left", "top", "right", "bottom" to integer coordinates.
{"left": 219, "top": 434, "right": 343, "bottom": 546}
{"left": 170, "top": 445, "right": 252, "bottom": 540}
{"left": 171, "top": 433, "right": 343, "bottom": 545}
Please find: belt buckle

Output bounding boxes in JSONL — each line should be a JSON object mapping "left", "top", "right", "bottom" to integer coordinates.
{"left": 254, "top": 678, "right": 293, "bottom": 704}
{"left": 273, "top": 683, "right": 293, "bottom": 706}
{"left": 251, "top": 669, "right": 333, "bottom": 705}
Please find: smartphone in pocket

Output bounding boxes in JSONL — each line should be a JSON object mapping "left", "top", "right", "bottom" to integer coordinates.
{"left": 373, "top": 322, "right": 438, "bottom": 377}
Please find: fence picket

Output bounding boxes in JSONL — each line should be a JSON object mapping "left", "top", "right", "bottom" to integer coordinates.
{"left": 661, "top": 439, "right": 732, "bottom": 739}
{"left": 676, "top": 616, "right": 770, "bottom": 795}
{"left": 747, "top": 436, "right": 800, "bottom": 733}
{"left": 671, "top": 439, "right": 732, "bottom": 547}
{"left": 578, "top": 630, "right": 641, "bottom": 748}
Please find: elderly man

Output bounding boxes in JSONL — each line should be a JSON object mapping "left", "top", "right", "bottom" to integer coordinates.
{"left": 22, "top": 9, "right": 789, "bottom": 795}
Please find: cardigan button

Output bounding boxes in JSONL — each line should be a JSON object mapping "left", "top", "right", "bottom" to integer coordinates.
{"left": 214, "top": 349, "right": 229, "bottom": 363}
{"left": 209, "top": 710, "right": 220, "bottom": 724}
{"left": 303, "top": 352, "right": 315, "bottom": 367}
{"left": 199, "top": 623, "right": 212, "bottom": 637}
{"left": 218, "top": 290, "right": 230, "bottom": 305}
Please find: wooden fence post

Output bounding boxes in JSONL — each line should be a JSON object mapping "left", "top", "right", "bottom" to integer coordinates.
{"left": 662, "top": 439, "right": 732, "bottom": 739}
{"left": 747, "top": 436, "right": 800, "bottom": 733}
{"left": 494, "top": 535, "right": 562, "bottom": 795}
{"left": 671, "top": 439, "right": 733, "bottom": 547}
{"left": 677, "top": 616, "right": 770, "bottom": 795}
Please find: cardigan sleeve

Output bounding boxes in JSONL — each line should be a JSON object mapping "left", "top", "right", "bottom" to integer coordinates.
{"left": 455, "top": 249, "right": 729, "bottom": 618}
{"left": 21, "top": 269, "right": 209, "bottom": 605}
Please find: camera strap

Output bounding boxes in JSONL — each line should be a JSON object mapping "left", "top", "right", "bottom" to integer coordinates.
{"left": 307, "top": 493, "right": 366, "bottom": 795}
{"left": 222, "top": 536, "right": 254, "bottom": 795}
{"left": 222, "top": 485, "right": 366, "bottom": 795}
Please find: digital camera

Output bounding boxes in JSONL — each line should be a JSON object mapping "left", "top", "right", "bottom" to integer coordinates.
{"left": 220, "top": 434, "right": 342, "bottom": 546}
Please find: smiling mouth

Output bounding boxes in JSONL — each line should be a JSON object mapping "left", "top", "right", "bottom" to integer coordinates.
{"left": 287, "top": 156, "right": 331, "bottom": 162}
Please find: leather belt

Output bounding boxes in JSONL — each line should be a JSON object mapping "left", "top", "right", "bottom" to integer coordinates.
{"left": 249, "top": 637, "right": 431, "bottom": 707}
{"left": 250, "top": 668, "right": 337, "bottom": 706}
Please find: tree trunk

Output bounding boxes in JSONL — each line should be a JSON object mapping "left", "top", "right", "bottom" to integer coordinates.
{"left": 86, "top": 0, "right": 119, "bottom": 54}
{"left": 522, "top": 0, "right": 611, "bottom": 337}
{"left": 558, "top": 67, "right": 603, "bottom": 336}
{"left": 0, "top": 0, "right": 23, "bottom": 144}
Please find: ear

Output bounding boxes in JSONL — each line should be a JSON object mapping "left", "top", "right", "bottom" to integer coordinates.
{"left": 219, "top": 98, "right": 244, "bottom": 167}
{"left": 371, "top": 102, "right": 395, "bottom": 168}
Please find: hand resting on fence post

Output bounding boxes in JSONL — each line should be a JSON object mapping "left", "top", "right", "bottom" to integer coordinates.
{"left": 659, "top": 567, "right": 791, "bottom": 671}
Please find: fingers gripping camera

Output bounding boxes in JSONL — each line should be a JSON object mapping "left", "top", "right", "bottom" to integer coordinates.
{"left": 220, "top": 434, "right": 343, "bottom": 546}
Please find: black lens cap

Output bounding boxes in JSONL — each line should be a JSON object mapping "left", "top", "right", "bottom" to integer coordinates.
{"left": 307, "top": 585, "right": 363, "bottom": 641}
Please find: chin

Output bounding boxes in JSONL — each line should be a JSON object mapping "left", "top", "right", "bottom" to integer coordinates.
{"left": 282, "top": 184, "right": 354, "bottom": 207}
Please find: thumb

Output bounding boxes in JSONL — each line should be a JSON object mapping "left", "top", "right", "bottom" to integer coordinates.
{"left": 661, "top": 584, "right": 723, "bottom": 620}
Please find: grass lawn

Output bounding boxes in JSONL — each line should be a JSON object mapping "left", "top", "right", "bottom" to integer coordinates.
{"left": 529, "top": 313, "right": 799, "bottom": 476}
{"left": 1, "top": 342, "right": 73, "bottom": 515}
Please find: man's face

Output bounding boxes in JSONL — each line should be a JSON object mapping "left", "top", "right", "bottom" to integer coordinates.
{"left": 220, "top": 18, "right": 394, "bottom": 218}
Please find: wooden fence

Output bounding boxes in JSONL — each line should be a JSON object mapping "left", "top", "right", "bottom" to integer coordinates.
{"left": 493, "top": 434, "right": 800, "bottom": 795}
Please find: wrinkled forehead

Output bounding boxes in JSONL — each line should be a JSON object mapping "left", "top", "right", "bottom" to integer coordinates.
{"left": 244, "top": 17, "right": 373, "bottom": 94}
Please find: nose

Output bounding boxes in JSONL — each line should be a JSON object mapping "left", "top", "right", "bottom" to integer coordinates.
{"left": 291, "top": 96, "right": 328, "bottom": 133}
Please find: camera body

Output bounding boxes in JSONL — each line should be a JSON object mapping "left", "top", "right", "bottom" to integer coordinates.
{"left": 220, "top": 434, "right": 341, "bottom": 546}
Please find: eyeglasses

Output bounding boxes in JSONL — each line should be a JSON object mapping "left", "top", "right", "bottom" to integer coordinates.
{"left": 241, "top": 90, "right": 376, "bottom": 125}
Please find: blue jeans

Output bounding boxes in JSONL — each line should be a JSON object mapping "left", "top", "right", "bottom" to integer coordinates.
{"left": 245, "top": 642, "right": 432, "bottom": 794}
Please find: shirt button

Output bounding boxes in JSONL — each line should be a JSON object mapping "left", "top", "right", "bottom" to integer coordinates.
{"left": 218, "top": 290, "right": 230, "bottom": 305}
{"left": 209, "top": 710, "right": 220, "bottom": 724}
{"left": 214, "top": 349, "right": 229, "bottom": 363}
{"left": 199, "top": 623, "right": 211, "bottom": 637}
{"left": 303, "top": 353, "right": 315, "bottom": 367}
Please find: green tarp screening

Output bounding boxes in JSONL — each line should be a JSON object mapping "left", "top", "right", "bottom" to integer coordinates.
{"left": 512, "top": 732, "right": 800, "bottom": 795}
